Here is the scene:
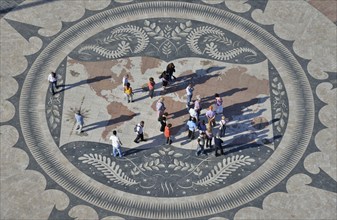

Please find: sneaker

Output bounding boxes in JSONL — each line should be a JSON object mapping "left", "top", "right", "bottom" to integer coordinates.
{"left": 134, "top": 140, "right": 139, "bottom": 143}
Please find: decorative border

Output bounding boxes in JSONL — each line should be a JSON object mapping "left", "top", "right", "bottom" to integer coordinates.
{"left": 19, "top": 1, "right": 314, "bottom": 219}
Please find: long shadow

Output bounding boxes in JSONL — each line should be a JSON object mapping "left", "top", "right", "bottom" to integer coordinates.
{"left": 57, "top": 75, "right": 111, "bottom": 93}
{"left": 123, "top": 147, "right": 151, "bottom": 157}
{"left": 164, "top": 66, "right": 225, "bottom": 94}
{"left": 83, "top": 113, "right": 139, "bottom": 132}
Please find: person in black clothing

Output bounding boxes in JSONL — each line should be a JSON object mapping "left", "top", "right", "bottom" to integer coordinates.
{"left": 159, "top": 112, "right": 168, "bottom": 132}
{"left": 166, "top": 63, "right": 176, "bottom": 81}
{"left": 213, "top": 133, "right": 224, "bottom": 156}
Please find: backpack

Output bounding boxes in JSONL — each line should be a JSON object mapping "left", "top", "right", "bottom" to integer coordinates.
{"left": 134, "top": 125, "right": 138, "bottom": 132}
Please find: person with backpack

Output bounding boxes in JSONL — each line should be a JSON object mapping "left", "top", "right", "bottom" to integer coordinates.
{"left": 159, "top": 71, "right": 170, "bottom": 91}
{"left": 164, "top": 123, "right": 172, "bottom": 145}
{"left": 134, "top": 121, "right": 146, "bottom": 143}
{"left": 124, "top": 82, "right": 134, "bottom": 103}
{"left": 148, "top": 77, "right": 156, "bottom": 99}
{"left": 109, "top": 130, "right": 123, "bottom": 158}
{"left": 166, "top": 63, "right": 176, "bottom": 81}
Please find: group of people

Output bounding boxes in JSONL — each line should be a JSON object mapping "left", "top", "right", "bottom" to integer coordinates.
{"left": 49, "top": 61, "right": 228, "bottom": 159}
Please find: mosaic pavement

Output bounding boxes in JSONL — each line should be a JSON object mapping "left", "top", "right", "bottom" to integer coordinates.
{"left": 0, "top": 0, "right": 336, "bottom": 219}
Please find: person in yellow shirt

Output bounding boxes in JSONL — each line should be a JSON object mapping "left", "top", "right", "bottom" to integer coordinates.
{"left": 124, "top": 82, "right": 134, "bottom": 103}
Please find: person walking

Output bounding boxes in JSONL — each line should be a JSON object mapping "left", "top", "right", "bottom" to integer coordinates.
{"left": 159, "top": 112, "right": 168, "bottom": 132}
{"left": 159, "top": 71, "right": 170, "bottom": 92}
{"left": 164, "top": 123, "right": 172, "bottom": 145}
{"left": 148, "top": 77, "right": 156, "bottom": 99}
{"left": 134, "top": 121, "right": 146, "bottom": 143}
{"left": 206, "top": 123, "right": 213, "bottom": 148}
{"left": 48, "top": 72, "right": 58, "bottom": 95}
{"left": 109, "top": 130, "right": 123, "bottom": 158}
{"left": 124, "top": 82, "right": 134, "bottom": 103}
{"left": 122, "top": 74, "right": 129, "bottom": 87}
{"left": 186, "top": 83, "right": 194, "bottom": 108}
{"left": 74, "top": 110, "right": 84, "bottom": 134}
{"left": 214, "top": 133, "right": 224, "bottom": 156}
{"left": 166, "top": 63, "right": 176, "bottom": 81}
{"left": 187, "top": 117, "right": 197, "bottom": 140}
{"left": 215, "top": 93, "right": 223, "bottom": 114}
{"left": 206, "top": 105, "right": 216, "bottom": 127}
{"left": 194, "top": 97, "right": 201, "bottom": 118}
{"left": 156, "top": 97, "right": 166, "bottom": 120}
{"left": 219, "top": 116, "right": 227, "bottom": 137}
{"left": 196, "top": 132, "right": 207, "bottom": 156}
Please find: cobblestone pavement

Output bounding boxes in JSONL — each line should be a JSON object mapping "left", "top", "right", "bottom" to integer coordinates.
{"left": 0, "top": 0, "right": 336, "bottom": 219}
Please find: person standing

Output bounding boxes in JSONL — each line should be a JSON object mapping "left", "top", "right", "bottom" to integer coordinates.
{"left": 148, "top": 77, "right": 156, "bottom": 99}
{"left": 134, "top": 121, "right": 146, "bottom": 143}
{"left": 159, "top": 71, "right": 169, "bottom": 92}
{"left": 194, "top": 97, "right": 201, "bottom": 118}
{"left": 187, "top": 117, "right": 197, "bottom": 140}
{"left": 189, "top": 107, "right": 198, "bottom": 122}
{"left": 186, "top": 84, "right": 194, "bottom": 108}
{"left": 109, "top": 130, "right": 123, "bottom": 158}
{"left": 219, "top": 116, "right": 227, "bottom": 137}
{"left": 124, "top": 82, "right": 134, "bottom": 103}
{"left": 156, "top": 97, "right": 166, "bottom": 120}
{"left": 75, "top": 110, "right": 84, "bottom": 134}
{"left": 122, "top": 74, "right": 129, "bottom": 87}
{"left": 214, "top": 134, "right": 224, "bottom": 156}
{"left": 166, "top": 63, "right": 176, "bottom": 81}
{"left": 206, "top": 105, "right": 216, "bottom": 127}
{"left": 196, "top": 132, "right": 207, "bottom": 156}
{"left": 206, "top": 123, "right": 213, "bottom": 148}
{"left": 198, "top": 120, "right": 207, "bottom": 134}
{"left": 48, "top": 72, "right": 58, "bottom": 95}
{"left": 215, "top": 93, "right": 223, "bottom": 114}
{"left": 164, "top": 123, "right": 172, "bottom": 145}
{"left": 159, "top": 112, "right": 168, "bottom": 132}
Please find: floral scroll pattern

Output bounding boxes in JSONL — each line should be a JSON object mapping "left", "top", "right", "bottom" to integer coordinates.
{"left": 77, "top": 19, "right": 259, "bottom": 62}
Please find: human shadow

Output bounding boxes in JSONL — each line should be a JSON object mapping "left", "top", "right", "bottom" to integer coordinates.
{"left": 164, "top": 66, "right": 225, "bottom": 94}
{"left": 123, "top": 147, "right": 151, "bottom": 157}
{"left": 83, "top": 113, "right": 139, "bottom": 132}
{"left": 57, "top": 75, "right": 111, "bottom": 93}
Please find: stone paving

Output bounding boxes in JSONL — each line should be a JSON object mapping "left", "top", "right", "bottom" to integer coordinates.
{"left": 0, "top": 0, "right": 336, "bottom": 219}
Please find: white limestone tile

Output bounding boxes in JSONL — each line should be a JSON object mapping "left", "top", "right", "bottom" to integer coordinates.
{"left": 4, "top": 0, "right": 110, "bottom": 37}
{"left": 225, "top": 0, "right": 251, "bottom": 13}
{"left": 252, "top": 0, "right": 337, "bottom": 80}
{"left": 234, "top": 174, "right": 337, "bottom": 219}
{"left": 0, "top": 100, "right": 15, "bottom": 123}
{"left": 68, "top": 205, "right": 99, "bottom": 220}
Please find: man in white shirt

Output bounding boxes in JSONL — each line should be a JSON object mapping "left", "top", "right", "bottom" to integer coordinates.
{"left": 134, "top": 121, "right": 147, "bottom": 143}
{"left": 186, "top": 83, "right": 194, "bottom": 108}
{"left": 109, "top": 130, "right": 123, "bottom": 158}
{"left": 48, "top": 72, "right": 58, "bottom": 95}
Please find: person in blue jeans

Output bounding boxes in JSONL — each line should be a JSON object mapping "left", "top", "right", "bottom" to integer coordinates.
{"left": 109, "top": 130, "right": 123, "bottom": 158}
{"left": 74, "top": 110, "right": 84, "bottom": 134}
{"left": 187, "top": 117, "right": 197, "bottom": 140}
{"left": 185, "top": 83, "right": 194, "bottom": 108}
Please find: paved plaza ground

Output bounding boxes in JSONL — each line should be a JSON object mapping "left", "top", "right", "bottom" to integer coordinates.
{"left": 0, "top": 0, "right": 336, "bottom": 219}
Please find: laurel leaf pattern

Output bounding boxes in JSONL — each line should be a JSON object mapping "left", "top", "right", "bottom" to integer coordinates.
{"left": 79, "top": 154, "right": 138, "bottom": 186}
{"left": 271, "top": 76, "right": 288, "bottom": 133}
{"left": 194, "top": 155, "right": 254, "bottom": 186}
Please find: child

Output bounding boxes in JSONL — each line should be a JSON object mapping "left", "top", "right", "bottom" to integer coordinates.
{"left": 148, "top": 77, "right": 155, "bottom": 99}
{"left": 164, "top": 123, "right": 172, "bottom": 145}
{"left": 124, "top": 82, "right": 133, "bottom": 103}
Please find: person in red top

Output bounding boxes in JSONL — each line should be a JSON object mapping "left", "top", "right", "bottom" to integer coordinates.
{"left": 164, "top": 123, "right": 172, "bottom": 145}
{"left": 148, "top": 77, "right": 155, "bottom": 99}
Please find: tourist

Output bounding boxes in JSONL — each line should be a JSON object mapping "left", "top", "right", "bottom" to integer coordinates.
{"left": 164, "top": 123, "right": 172, "bottom": 145}
{"left": 156, "top": 97, "right": 166, "bottom": 120}
{"left": 48, "top": 71, "right": 58, "bottom": 95}
{"left": 122, "top": 74, "right": 129, "bottom": 87}
{"left": 148, "top": 77, "right": 155, "bottom": 99}
{"left": 206, "top": 122, "right": 213, "bottom": 148}
{"left": 219, "top": 116, "right": 227, "bottom": 137}
{"left": 134, "top": 121, "right": 146, "bottom": 143}
{"left": 206, "top": 105, "right": 216, "bottom": 127}
{"left": 196, "top": 132, "right": 207, "bottom": 156}
{"left": 215, "top": 93, "right": 223, "bottom": 115}
{"left": 186, "top": 83, "right": 194, "bottom": 108}
{"left": 74, "top": 110, "right": 84, "bottom": 134}
{"left": 159, "top": 112, "right": 168, "bottom": 133}
{"left": 109, "top": 130, "right": 123, "bottom": 158}
{"left": 166, "top": 63, "right": 176, "bottom": 81}
{"left": 187, "top": 117, "right": 197, "bottom": 140}
{"left": 124, "top": 82, "right": 134, "bottom": 103}
{"left": 214, "top": 133, "right": 224, "bottom": 156}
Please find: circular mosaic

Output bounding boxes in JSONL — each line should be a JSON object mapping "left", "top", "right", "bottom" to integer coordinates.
{"left": 19, "top": 2, "right": 314, "bottom": 219}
